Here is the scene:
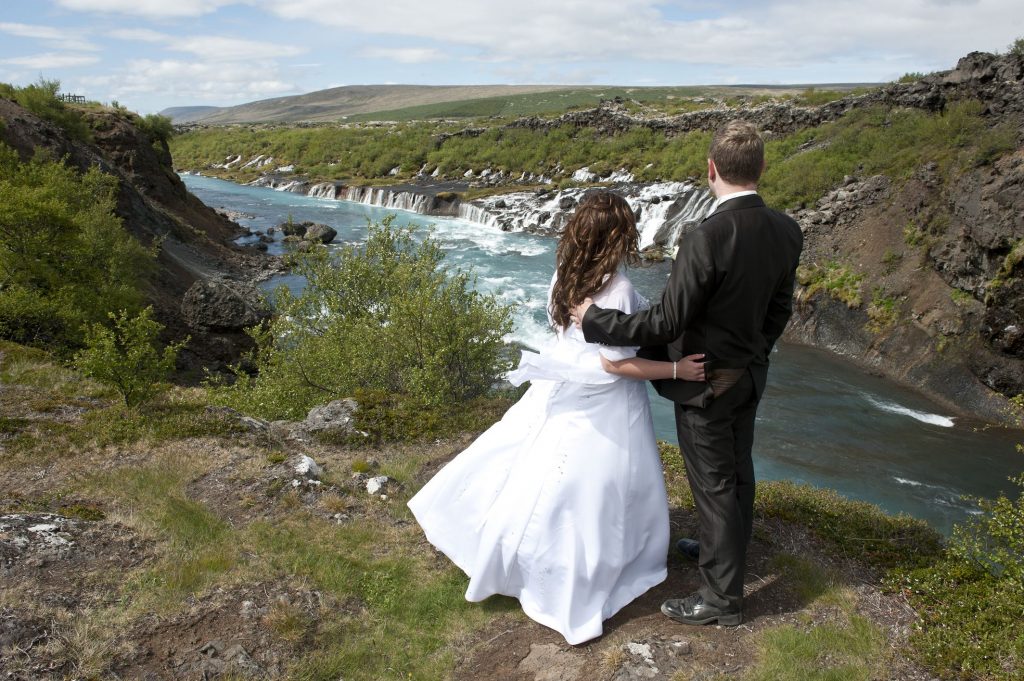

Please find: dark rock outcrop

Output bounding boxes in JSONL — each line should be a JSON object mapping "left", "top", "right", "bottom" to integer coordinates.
{"left": 181, "top": 281, "right": 270, "bottom": 332}
{"left": 502, "top": 51, "right": 1024, "bottom": 140}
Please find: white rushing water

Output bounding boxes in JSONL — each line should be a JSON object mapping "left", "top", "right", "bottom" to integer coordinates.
{"left": 245, "top": 173, "right": 715, "bottom": 254}
{"left": 865, "top": 396, "right": 955, "bottom": 428}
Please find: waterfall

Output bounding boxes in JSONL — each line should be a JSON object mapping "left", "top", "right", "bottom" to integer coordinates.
{"left": 466, "top": 182, "right": 714, "bottom": 250}
{"left": 457, "top": 203, "right": 500, "bottom": 228}
{"left": 342, "top": 186, "right": 434, "bottom": 214}
{"left": 244, "top": 172, "right": 713, "bottom": 258}
{"left": 632, "top": 183, "right": 716, "bottom": 250}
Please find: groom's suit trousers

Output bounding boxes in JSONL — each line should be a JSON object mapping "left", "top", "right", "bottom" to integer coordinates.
{"left": 674, "top": 368, "right": 759, "bottom": 609}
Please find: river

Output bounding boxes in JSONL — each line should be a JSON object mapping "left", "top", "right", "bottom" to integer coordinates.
{"left": 183, "top": 173, "right": 1023, "bottom": 534}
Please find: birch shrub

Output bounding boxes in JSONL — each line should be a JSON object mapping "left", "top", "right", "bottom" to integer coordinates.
{"left": 212, "top": 217, "right": 514, "bottom": 421}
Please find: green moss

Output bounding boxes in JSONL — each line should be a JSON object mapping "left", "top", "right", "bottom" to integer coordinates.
{"left": 950, "top": 288, "right": 974, "bottom": 306}
{"left": 797, "top": 261, "right": 864, "bottom": 308}
{"left": 865, "top": 288, "right": 899, "bottom": 333}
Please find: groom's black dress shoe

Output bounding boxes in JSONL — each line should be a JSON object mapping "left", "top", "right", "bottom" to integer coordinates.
{"left": 661, "top": 592, "right": 742, "bottom": 626}
{"left": 675, "top": 537, "right": 700, "bottom": 561}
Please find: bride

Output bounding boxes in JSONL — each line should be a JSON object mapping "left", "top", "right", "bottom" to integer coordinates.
{"left": 408, "top": 191, "right": 704, "bottom": 645}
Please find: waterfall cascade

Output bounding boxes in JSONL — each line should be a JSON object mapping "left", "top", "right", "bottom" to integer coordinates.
{"left": 245, "top": 173, "right": 713, "bottom": 254}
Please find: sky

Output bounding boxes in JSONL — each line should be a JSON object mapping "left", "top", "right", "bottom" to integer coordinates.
{"left": 1, "top": 0, "right": 1022, "bottom": 114}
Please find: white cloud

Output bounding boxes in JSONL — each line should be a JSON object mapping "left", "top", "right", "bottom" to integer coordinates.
{"left": 174, "top": 36, "right": 304, "bottom": 61}
{"left": 0, "top": 52, "right": 100, "bottom": 69}
{"left": 56, "top": 0, "right": 237, "bottom": 18}
{"left": 81, "top": 58, "right": 297, "bottom": 107}
{"left": 259, "top": 0, "right": 1024, "bottom": 77}
{"left": 0, "top": 21, "right": 98, "bottom": 51}
{"left": 360, "top": 47, "right": 446, "bottom": 64}
{"left": 108, "top": 28, "right": 303, "bottom": 61}
{"left": 109, "top": 28, "right": 168, "bottom": 43}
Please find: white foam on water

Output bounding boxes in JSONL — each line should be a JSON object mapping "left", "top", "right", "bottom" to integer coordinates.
{"left": 865, "top": 396, "right": 955, "bottom": 427}
{"left": 510, "top": 311, "right": 555, "bottom": 352}
{"left": 429, "top": 218, "right": 550, "bottom": 258}
{"left": 893, "top": 477, "right": 923, "bottom": 487}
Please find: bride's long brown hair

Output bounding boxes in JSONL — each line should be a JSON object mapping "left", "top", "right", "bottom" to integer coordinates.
{"left": 549, "top": 191, "right": 640, "bottom": 329}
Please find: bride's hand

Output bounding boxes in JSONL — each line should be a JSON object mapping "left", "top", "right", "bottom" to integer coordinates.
{"left": 570, "top": 298, "right": 594, "bottom": 328}
{"left": 677, "top": 354, "right": 706, "bottom": 382}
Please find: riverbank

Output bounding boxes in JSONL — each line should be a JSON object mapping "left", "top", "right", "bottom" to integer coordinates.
{"left": 0, "top": 339, "right": 958, "bottom": 680}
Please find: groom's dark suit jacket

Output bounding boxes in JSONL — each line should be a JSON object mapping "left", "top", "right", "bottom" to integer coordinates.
{"left": 582, "top": 194, "right": 803, "bottom": 402}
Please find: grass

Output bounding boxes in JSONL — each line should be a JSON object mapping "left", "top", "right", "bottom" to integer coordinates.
{"left": 760, "top": 100, "right": 1017, "bottom": 209}
{"left": 797, "top": 261, "right": 865, "bottom": 308}
{"left": 2, "top": 343, "right": 1019, "bottom": 680}
{"left": 866, "top": 288, "right": 900, "bottom": 333}
{"left": 172, "top": 96, "right": 1015, "bottom": 220}
{"left": 344, "top": 86, "right": 713, "bottom": 122}
{"left": 745, "top": 615, "right": 885, "bottom": 681}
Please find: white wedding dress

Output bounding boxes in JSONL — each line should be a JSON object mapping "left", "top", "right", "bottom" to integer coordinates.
{"left": 407, "top": 271, "right": 669, "bottom": 645}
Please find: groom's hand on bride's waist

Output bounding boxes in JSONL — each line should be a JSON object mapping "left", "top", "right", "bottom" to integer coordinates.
{"left": 570, "top": 298, "right": 595, "bottom": 328}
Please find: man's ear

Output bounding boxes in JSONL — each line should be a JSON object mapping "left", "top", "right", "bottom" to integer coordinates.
{"left": 707, "top": 158, "right": 716, "bottom": 183}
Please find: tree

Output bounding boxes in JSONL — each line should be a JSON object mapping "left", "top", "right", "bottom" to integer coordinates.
{"left": 75, "top": 307, "right": 187, "bottom": 408}
{"left": 0, "top": 143, "right": 154, "bottom": 350}
{"left": 212, "top": 217, "right": 514, "bottom": 420}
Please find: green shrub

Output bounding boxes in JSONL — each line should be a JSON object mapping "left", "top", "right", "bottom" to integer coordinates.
{"left": 134, "top": 113, "right": 175, "bottom": 144}
{"left": 74, "top": 307, "right": 187, "bottom": 408}
{"left": 897, "top": 72, "right": 926, "bottom": 83}
{"left": 1008, "top": 37, "right": 1024, "bottom": 56}
{"left": 0, "top": 78, "right": 92, "bottom": 142}
{"left": 210, "top": 217, "right": 513, "bottom": 421}
{"left": 0, "top": 286, "right": 68, "bottom": 348}
{"left": 0, "top": 142, "right": 154, "bottom": 351}
{"left": 894, "top": 474, "right": 1024, "bottom": 679}
{"left": 796, "top": 88, "right": 847, "bottom": 106}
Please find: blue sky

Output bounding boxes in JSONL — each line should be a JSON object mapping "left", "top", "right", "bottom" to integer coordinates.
{"left": 1, "top": 0, "right": 1022, "bottom": 114}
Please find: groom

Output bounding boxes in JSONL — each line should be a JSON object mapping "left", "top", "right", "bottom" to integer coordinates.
{"left": 573, "top": 121, "right": 802, "bottom": 625}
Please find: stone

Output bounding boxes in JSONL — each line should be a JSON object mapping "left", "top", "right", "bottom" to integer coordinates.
{"left": 293, "top": 455, "right": 322, "bottom": 479}
{"left": 303, "top": 223, "right": 337, "bottom": 244}
{"left": 181, "top": 280, "right": 271, "bottom": 332}
{"left": 303, "top": 399, "right": 357, "bottom": 436}
{"left": 366, "top": 476, "right": 389, "bottom": 495}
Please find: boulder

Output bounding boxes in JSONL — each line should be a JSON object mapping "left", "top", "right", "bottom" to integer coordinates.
{"left": 303, "top": 399, "right": 357, "bottom": 436}
{"left": 181, "top": 280, "right": 270, "bottom": 332}
{"left": 293, "top": 454, "right": 322, "bottom": 480}
{"left": 303, "top": 223, "right": 337, "bottom": 244}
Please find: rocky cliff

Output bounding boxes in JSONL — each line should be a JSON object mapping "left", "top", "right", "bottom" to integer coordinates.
{"left": 0, "top": 99, "right": 276, "bottom": 375}
{"left": 778, "top": 52, "right": 1024, "bottom": 423}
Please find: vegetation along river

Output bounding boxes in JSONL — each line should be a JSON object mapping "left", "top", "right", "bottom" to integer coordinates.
{"left": 184, "top": 173, "right": 1023, "bottom": 534}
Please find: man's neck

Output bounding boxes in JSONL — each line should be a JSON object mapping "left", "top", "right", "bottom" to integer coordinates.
{"left": 712, "top": 181, "right": 757, "bottom": 199}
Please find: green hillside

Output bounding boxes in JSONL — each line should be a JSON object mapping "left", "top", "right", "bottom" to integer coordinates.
{"left": 344, "top": 86, "right": 712, "bottom": 121}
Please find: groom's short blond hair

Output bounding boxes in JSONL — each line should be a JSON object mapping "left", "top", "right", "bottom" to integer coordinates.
{"left": 709, "top": 121, "right": 764, "bottom": 185}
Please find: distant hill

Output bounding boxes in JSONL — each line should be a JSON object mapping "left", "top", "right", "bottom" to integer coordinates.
{"left": 164, "top": 85, "right": 576, "bottom": 125}
{"left": 160, "top": 106, "right": 223, "bottom": 123}
{"left": 162, "top": 82, "right": 877, "bottom": 126}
